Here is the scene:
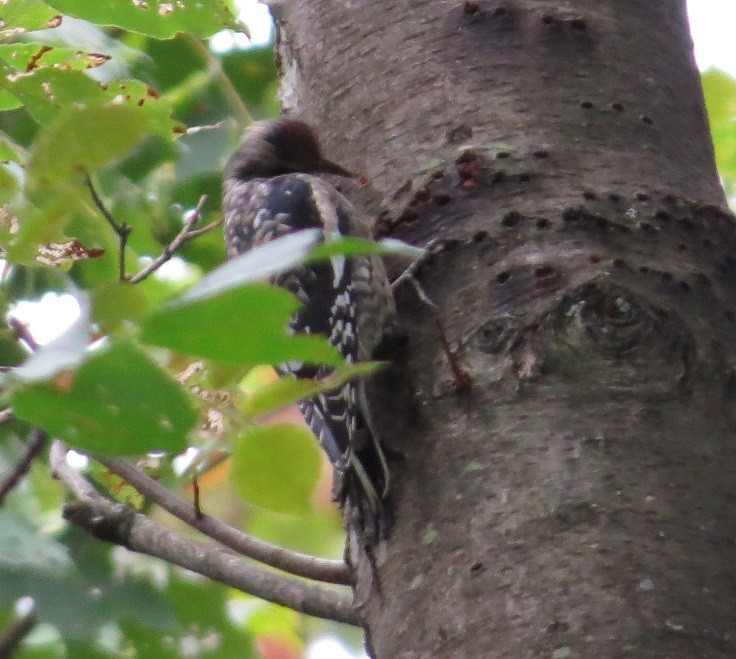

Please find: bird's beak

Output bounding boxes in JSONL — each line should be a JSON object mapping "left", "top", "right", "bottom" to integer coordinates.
{"left": 317, "top": 157, "right": 357, "bottom": 178}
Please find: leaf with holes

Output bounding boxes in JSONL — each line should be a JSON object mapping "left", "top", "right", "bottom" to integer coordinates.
{"left": 0, "top": 43, "right": 112, "bottom": 73}
{"left": 45, "top": 0, "right": 241, "bottom": 39}
{"left": 0, "top": 0, "right": 58, "bottom": 37}
{"left": 3, "top": 68, "right": 184, "bottom": 140}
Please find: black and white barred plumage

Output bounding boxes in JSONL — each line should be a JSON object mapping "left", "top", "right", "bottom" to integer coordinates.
{"left": 223, "top": 119, "right": 397, "bottom": 539}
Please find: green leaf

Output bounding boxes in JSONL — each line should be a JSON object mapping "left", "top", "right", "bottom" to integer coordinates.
{"left": 0, "top": 328, "right": 28, "bottom": 367}
{"left": 138, "top": 230, "right": 413, "bottom": 367}
{"left": 0, "top": 162, "right": 19, "bottom": 198}
{"left": 159, "top": 231, "right": 421, "bottom": 308}
{"left": 231, "top": 423, "right": 321, "bottom": 514}
{"left": 0, "top": 0, "right": 58, "bottom": 37}
{"left": 0, "top": 526, "right": 176, "bottom": 641}
{"left": 0, "top": 43, "right": 112, "bottom": 72}
{"left": 2, "top": 68, "right": 184, "bottom": 140}
{"left": 178, "top": 229, "right": 322, "bottom": 304}
{"left": 12, "top": 340, "right": 196, "bottom": 455}
{"left": 141, "top": 282, "right": 341, "bottom": 366}
{"left": 104, "top": 79, "right": 186, "bottom": 139}
{"left": 120, "top": 573, "right": 255, "bottom": 657}
{"left": 0, "top": 89, "right": 21, "bottom": 112}
{"left": 248, "top": 506, "right": 343, "bottom": 557}
{"left": 6, "top": 193, "right": 78, "bottom": 263}
{"left": 45, "top": 0, "right": 241, "bottom": 39}
{"left": 1, "top": 68, "right": 103, "bottom": 125}
{"left": 241, "top": 362, "right": 383, "bottom": 420}
{"left": 0, "top": 510, "right": 71, "bottom": 571}
{"left": 702, "top": 68, "right": 736, "bottom": 194}
{"left": 91, "top": 281, "right": 151, "bottom": 331}
{"left": 307, "top": 236, "right": 426, "bottom": 262}
{"left": 28, "top": 102, "right": 147, "bottom": 185}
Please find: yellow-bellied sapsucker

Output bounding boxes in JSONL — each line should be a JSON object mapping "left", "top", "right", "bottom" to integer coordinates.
{"left": 223, "top": 118, "right": 396, "bottom": 540}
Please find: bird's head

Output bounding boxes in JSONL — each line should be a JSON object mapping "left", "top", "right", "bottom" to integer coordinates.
{"left": 225, "top": 118, "right": 355, "bottom": 181}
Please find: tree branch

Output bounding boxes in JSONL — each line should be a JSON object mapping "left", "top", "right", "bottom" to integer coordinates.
{"left": 50, "top": 442, "right": 360, "bottom": 627}
{"left": 0, "top": 429, "right": 47, "bottom": 506}
{"left": 97, "top": 455, "right": 352, "bottom": 585}
{"left": 127, "top": 195, "right": 218, "bottom": 284}
{"left": 84, "top": 175, "right": 131, "bottom": 281}
{"left": 8, "top": 316, "right": 40, "bottom": 352}
{"left": 0, "top": 611, "right": 37, "bottom": 657}
{"left": 85, "top": 176, "right": 220, "bottom": 284}
{"left": 0, "top": 324, "right": 48, "bottom": 505}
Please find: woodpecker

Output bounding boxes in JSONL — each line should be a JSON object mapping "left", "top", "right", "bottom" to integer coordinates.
{"left": 223, "top": 118, "right": 397, "bottom": 540}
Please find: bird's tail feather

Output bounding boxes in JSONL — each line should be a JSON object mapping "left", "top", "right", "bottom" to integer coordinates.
{"left": 342, "top": 452, "right": 393, "bottom": 542}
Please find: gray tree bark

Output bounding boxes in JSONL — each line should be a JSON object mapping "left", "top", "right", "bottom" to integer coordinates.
{"left": 272, "top": 1, "right": 736, "bottom": 656}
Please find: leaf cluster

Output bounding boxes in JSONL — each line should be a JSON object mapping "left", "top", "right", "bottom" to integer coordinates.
{"left": 0, "top": 2, "right": 366, "bottom": 655}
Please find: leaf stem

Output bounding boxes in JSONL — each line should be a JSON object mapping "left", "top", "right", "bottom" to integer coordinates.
{"left": 186, "top": 35, "right": 252, "bottom": 127}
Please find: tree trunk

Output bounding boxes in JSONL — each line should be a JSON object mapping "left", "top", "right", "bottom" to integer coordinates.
{"left": 272, "top": 1, "right": 736, "bottom": 656}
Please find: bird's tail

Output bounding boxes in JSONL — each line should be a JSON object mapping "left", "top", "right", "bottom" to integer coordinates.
{"left": 298, "top": 385, "right": 393, "bottom": 543}
{"left": 342, "top": 445, "right": 393, "bottom": 543}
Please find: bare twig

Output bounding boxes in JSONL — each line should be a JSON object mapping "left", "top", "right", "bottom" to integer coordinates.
{"left": 0, "top": 329, "right": 46, "bottom": 504}
{"left": 97, "top": 455, "right": 352, "bottom": 585}
{"left": 0, "top": 429, "right": 47, "bottom": 506}
{"left": 181, "top": 217, "right": 223, "bottom": 240}
{"left": 391, "top": 260, "right": 437, "bottom": 309}
{"left": 84, "top": 176, "right": 120, "bottom": 232}
{"left": 85, "top": 178, "right": 219, "bottom": 284}
{"left": 192, "top": 475, "right": 203, "bottom": 519}
{"left": 435, "top": 318, "right": 471, "bottom": 392}
{"left": 51, "top": 442, "right": 360, "bottom": 626}
{"left": 0, "top": 611, "right": 37, "bottom": 657}
{"left": 127, "top": 195, "right": 218, "bottom": 284}
{"left": 0, "top": 327, "right": 47, "bottom": 505}
{"left": 186, "top": 118, "right": 238, "bottom": 135}
{"left": 84, "top": 175, "right": 131, "bottom": 281}
{"left": 49, "top": 441, "right": 99, "bottom": 502}
{"left": 391, "top": 247, "right": 472, "bottom": 391}
{"left": 7, "top": 316, "right": 40, "bottom": 352}
{"left": 0, "top": 333, "right": 49, "bottom": 506}
{"left": 186, "top": 36, "right": 252, "bottom": 126}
